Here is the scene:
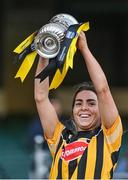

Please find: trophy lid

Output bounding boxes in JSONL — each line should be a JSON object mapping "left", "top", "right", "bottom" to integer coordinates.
{"left": 50, "top": 13, "right": 78, "bottom": 29}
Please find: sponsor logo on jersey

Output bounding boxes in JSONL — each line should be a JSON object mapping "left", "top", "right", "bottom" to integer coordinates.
{"left": 61, "top": 140, "right": 89, "bottom": 161}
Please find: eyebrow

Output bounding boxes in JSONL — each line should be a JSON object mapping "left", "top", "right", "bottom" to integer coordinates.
{"left": 87, "top": 99, "right": 96, "bottom": 102}
{"left": 75, "top": 98, "right": 96, "bottom": 102}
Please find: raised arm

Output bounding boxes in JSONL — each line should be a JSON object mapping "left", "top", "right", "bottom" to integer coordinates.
{"left": 34, "top": 57, "right": 59, "bottom": 139}
{"left": 77, "top": 32, "right": 118, "bottom": 129}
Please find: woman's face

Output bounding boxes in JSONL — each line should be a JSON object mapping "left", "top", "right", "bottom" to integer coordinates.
{"left": 73, "top": 90, "right": 100, "bottom": 131}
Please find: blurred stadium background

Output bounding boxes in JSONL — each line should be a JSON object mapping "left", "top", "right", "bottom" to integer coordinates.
{"left": 0, "top": 0, "right": 128, "bottom": 178}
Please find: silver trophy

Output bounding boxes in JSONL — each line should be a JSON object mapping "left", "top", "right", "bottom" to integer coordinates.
{"left": 34, "top": 13, "right": 78, "bottom": 58}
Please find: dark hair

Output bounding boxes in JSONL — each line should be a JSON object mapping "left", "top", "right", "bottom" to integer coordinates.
{"left": 72, "top": 82, "right": 97, "bottom": 109}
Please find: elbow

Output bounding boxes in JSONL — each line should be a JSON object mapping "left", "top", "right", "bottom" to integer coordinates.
{"left": 34, "top": 91, "right": 48, "bottom": 103}
{"left": 97, "top": 82, "right": 110, "bottom": 96}
{"left": 34, "top": 94, "right": 42, "bottom": 103}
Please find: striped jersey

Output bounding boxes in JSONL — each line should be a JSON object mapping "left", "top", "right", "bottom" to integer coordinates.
{"left": 45, "top": 115, "right": 123, "bottom": 179}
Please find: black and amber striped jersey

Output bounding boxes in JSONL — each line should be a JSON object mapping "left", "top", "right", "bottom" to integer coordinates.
{"left": 45, "top": 115, "right": 122, "bottom": 179}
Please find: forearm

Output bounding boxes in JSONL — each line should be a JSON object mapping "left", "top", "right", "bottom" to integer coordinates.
{"left": 81, "top": 47, "right": 109, "bottom": 94}
{"left": 34, "top": 57, "right": 49, "bottom": 102}
{"left": 34, "top": 57, "right": 59, "bottom": 138}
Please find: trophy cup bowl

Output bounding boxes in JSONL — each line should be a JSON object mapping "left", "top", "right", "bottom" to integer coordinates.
{"left": 34, "top": 13, "right": 78, "bottom": 59}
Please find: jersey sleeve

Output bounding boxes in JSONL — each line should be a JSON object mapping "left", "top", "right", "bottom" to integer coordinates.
{"left": 102, "top": 115, "right": 123, "bottom": 153}
{"left": 44, "top": 121, "right": 64, "bottom": 157}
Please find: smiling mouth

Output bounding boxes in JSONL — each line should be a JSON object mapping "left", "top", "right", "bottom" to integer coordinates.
{"left": 79, "top": 114, "right": 91, "bottom": 118}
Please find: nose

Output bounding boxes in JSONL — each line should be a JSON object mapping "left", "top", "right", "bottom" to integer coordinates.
{"left": 81, "top": 104, "right": 88, "bottom": 111}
